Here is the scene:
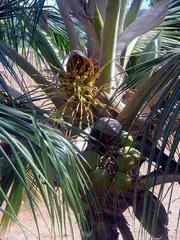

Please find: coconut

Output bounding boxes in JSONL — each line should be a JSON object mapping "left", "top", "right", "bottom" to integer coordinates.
{"left": 81, "top": 150, "right": 100, "bottom": 171}
{"left": 119, "top": 131, "right": 134, "bottom": 147}
{"left": 89, "top": 168, "right": 111, "bottom": 189}
{"left": 116, "top": 155, "right": 135, "bottom": 172}
{"left": 122, "top": 146, "right": 140, "bottom": 157}
{"left": 112, "top": 172, "right": 132, "bottom": 192}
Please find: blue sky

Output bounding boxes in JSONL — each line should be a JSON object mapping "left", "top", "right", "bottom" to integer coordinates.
{"left": 128, "top": 0, "right": 149, "bottom": 9}
{"left": 45, "top": 0, "right": 150, "bottom": 9}
{"left": 142, "top": 0, "right": 150, "bottom": 9}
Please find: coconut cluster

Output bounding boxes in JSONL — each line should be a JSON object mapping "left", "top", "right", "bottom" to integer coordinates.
{"left": 82, "top": 130, "right": 141, "bottom": 193}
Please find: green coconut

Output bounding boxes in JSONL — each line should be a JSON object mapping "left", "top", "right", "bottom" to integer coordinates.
{"left": 81, "top": 150, "right": 100, "bottom": 171}
{"left": 89, "top": 168, "right": 111, "bottom": 189}
{"left": 116, "top": 154, "right": 135, "bottom": 172}
{"left": 112, "top": 172, "right": 132, "bottom": 192}
{"left": 119, "top": 131, "right": 134, "bottom": 147}
{"left": 132, "top": 153, "right": 141, "bottom": 164}
{"left": 122, "top": 146, "right": 140, "bottom": 157}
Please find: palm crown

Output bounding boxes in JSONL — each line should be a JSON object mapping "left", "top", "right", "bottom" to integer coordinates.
{"left": 0, "top": 0, "right": 179, "bottom": 239}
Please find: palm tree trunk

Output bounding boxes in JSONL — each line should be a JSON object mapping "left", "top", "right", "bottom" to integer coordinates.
{"left": 82, "top": 211, "right": 119, "bottom": 240}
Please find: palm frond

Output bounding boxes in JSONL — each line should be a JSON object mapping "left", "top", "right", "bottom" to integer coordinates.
{"left": 0, "top": 0, "right": 45, "bottom": 48}
{"left": 124, "top": 0, "right": 180, "bottom": 81}
{"left": 116, "top": 53, "right": 180, "bottom": 128}
{"left": 116, "top": 0, "right": 170, "bottom": 57}
{"left": 0, "top": 104, "right": 95, "bottom": 236}
{"left": 134, "top": 76, "right": 180, "bottom": 239}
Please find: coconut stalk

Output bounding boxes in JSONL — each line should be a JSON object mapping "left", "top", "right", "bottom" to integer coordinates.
{"left": 56, "top": 0, "right": 82, "bottom": 51}
{"left": 98, "top": 0, "right": 121, "bottom": 89}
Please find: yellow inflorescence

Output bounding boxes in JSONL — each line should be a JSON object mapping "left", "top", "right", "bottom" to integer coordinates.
{"left": 54, "top": 52, "right": 107, "bottom": 127}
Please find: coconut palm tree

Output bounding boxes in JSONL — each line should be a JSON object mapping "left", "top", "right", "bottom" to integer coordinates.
{"left": 0, "top": 0, "right": 179, "bottom": 239}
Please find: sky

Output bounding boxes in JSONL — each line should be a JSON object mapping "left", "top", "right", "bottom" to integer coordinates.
{"left": 45, "top": 0, "right": 150, "bottom": 10}
{"left": 141, "top": 0, "right": 150, "bottom": 9}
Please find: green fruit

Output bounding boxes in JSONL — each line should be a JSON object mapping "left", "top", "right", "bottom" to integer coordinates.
{"left": 119, "top": 131, "right": 134, "bottom": 146}
{"left": 122, "top": 147, "right": 141, "bottom": 164}
{"left": 89, "top": 168, "right": 111, "bottom": 189}
{"left": 122, "top": 146, "right": 140, "bottom": 156}
{"left": 132, "top": 153, "right": 141, "bottom": 164}
{"left": 112, "top": 172, "right": 132, "bottom": 192}
{"left": 81, "top": 151, "right": 100, "bottom": 171}
{"left": 116, "top": 155, "right": 135, "bottom": 172}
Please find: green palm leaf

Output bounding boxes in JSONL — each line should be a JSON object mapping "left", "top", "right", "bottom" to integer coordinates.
{"left": 0, "top": 104, "right": 94, "bottom": 236}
